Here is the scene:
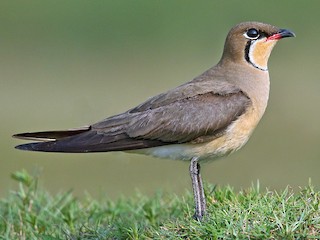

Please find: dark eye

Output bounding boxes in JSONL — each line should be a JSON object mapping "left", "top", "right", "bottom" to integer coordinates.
{"left": 245, "top": 28, "right": 260, "bottom": 39}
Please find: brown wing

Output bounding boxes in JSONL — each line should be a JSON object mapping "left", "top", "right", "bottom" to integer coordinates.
{"left": 123, "top": 92, "right": 250, "bottom": 143}
{"left": 14, "top": 84, "right": 250, "bottom": 152}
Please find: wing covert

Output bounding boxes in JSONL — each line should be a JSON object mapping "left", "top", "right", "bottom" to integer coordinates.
{"left": 124, "top": 91, "right": 250, "bottom": 143}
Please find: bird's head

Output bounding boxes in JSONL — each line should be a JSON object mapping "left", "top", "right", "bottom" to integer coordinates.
{"left": 220, "top": 22, "right": 295, "bottom": 71}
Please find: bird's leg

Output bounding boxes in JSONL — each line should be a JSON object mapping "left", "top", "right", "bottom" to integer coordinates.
{"left": 190, "top": 157, "right": 206, "bottom": 221}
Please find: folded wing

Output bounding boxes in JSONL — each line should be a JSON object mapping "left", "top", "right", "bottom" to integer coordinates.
{"left": 14, "top": 82, "right": 251, "bottom": 153}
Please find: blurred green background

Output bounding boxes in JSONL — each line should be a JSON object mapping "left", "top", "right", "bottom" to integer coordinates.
{"left": 1, "top": 1, "right": 320, "bottom": 198}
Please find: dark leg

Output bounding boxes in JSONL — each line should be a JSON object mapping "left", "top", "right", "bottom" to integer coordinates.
{"left": 190, "top": 157, "right": 206, "bottom": 221}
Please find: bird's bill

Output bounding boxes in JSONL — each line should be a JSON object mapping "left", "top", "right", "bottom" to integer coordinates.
{"left": 267, "top": 29, "right": 296, "bottom": 41}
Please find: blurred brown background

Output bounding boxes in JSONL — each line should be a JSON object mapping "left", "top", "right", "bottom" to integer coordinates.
{"left": 1, "top": 1, "right": 320, "bottom": 198}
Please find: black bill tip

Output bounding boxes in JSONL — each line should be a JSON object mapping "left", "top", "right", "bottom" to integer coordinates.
{"left": 267, "top": 28, "right": 296, "bottom": 41}
{"left": 278, "top": 28, "right": 296, "bottom": 38}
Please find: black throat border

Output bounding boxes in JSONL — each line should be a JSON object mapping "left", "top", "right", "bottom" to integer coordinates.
{"left": 244, "top": 40, "right": 268, "bottom": 72}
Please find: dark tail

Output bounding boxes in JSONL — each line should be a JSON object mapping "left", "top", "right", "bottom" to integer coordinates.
{"left": 13, "top": 127, "right": 92, "bottom": 152}
{"left": 13, "top": 127, "right": 90, "bottom": 141}
{"left": 13, "top": 126, "right": 167, "bottom": 153}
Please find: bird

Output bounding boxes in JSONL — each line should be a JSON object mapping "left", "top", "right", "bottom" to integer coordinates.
{"left": 13, "top": 21, "right": 295, "bottom": 221}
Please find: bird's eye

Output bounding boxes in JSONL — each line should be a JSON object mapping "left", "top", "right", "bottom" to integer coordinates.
{"left": 244, "top": 28, "right": 260, "bottom": 40}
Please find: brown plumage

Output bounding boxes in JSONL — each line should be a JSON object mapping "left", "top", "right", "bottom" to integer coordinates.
{"left": 13, "top": 22, "right": 295, "bottom": 220}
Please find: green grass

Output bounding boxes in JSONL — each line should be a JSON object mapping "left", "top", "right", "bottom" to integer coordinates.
{"left": 1, "top": 170, "right": 320, "bottom": 239}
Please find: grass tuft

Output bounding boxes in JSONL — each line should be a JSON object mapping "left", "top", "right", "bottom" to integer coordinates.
{"left": 1, "top": 170, "right": 320, "bottom": 239}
